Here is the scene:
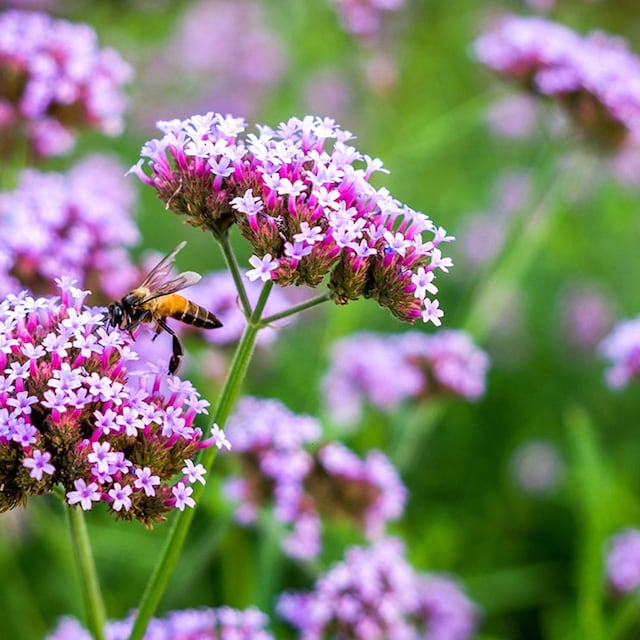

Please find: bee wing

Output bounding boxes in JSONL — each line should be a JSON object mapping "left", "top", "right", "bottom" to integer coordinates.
{"left": 140, "top": 271, "right": 202, "bottom": 302}
{"left": 139, "top": 241, "right": 188, "bottom": 292}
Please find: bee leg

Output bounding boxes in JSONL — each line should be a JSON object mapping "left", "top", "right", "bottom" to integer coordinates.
{"left": 157, "top": 320, "right": 183, "bottom": 374}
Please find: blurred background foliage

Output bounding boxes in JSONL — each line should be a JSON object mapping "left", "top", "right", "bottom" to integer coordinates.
{"left": 2, "top": 0, "right": 640, "bottom": 638}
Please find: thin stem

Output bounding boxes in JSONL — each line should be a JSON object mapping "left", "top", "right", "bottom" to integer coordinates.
{"left": 391, "top": 402, "right": 444, "bottom": 472}
{"left": 609, "top": 593, "right": 640, "bottom": 640}
{"left": 258, "top": 291, "right": 332, "bottom": 327}
{"left": 128, "top": 313, "right": 263, "bottom": 640}
{"left": 218, "top": 232, "right": 252, "bottom": 318}
{"left": 66, "top": 507, "right": 107, "bottom": 640}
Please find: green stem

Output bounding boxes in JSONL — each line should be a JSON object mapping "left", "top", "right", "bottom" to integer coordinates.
{"left": 258, "top": 291, "right": 332, "bottom": 327}
{"left": 218, "top": 232, "right": 252, "bottom": 318}
{"left": 66, "top": 506, "right": 107, "bottom": 640}
{"left": 457, "top": 157, "right": 566, "bottom": 343}
{"left": 609, "top": 593, "right": 640, "bottom": 640}
{"left": 128, "top": 283, "right": 273, "bottom": 640}
{"left": 391, "top": 402, "right": 444, "bottom": 471}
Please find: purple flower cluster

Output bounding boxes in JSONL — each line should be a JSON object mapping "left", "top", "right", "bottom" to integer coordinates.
{"left": 47, "top": 606, "right": 273, "bottom": 640}
{"left": 474, "top": 15, "right": 640, "bottom": 151}
{"left": 277, "top": 537, "right": 478, "bottom": 640}
{"left": 0, "top": 10, "right": 132, "bottom": 158}
{"left": 606, "top": 529, "right": 640, "bottom": 593}
{"left": 0, "top": 155, "right": 140, "bottom": 300}
{"left": 599, "top": 316, "right": 640, "bottom": 389}
{"left": 130, "top": 113, "right": 453, "bottom": 324}
{"left": 323, "top": 329, "right": 490, "bottom": 427}
{"left": 223, "top": 396, "right": 406, "bottom": 559}
{"left": 328, "top": 0, "right": 407, "bottom": 42}
{"left": 0, "top": 280, "right": 219, "bottom": 525}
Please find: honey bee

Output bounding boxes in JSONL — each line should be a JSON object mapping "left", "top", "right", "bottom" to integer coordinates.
{"left": 107, "top": 241, "right": 222, "bottom": 374}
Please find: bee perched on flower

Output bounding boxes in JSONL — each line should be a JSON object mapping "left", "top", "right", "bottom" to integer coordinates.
{"left": 130, "top": 113, "right": 454, "bottom": 325}
{"left": 0, "top": 279, "right": 226, "bottom": 526}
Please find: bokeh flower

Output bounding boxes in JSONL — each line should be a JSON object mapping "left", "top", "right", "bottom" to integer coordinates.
{"left": 0, "top": 154, "right": 139, "bottom": 300}
{"left": 131, "top": 0, "right": 287, "bottom": 131}
{"left": 323, "top": 329, "right": 490, "bottom": 427}
{"left": 509, "top": 439, "right": 564, "bottom": 494}
{"left": 223, "top": 396, "right": 406, "bottom": 559}
{"left": 46, "top": 606, "right": 274, "bottom": 639}
{"left": 0, "top": 9, "right": 133, "bottom": 158}
{"left": 606, "top": 529, "right": 640, "bottom": 593}
{"left": 130, "top": 113, "right": 454, "bottom": 324}
{"left": 0, "top": 280, "right": 216, "bottom": 526}
{"left": 599, "top": 316, "right": 640, "bottom": 389}
{"left": 277, "top": 537, "right": 478, "bottom": 640}
{"left": 474, "top": 15, "right": 640, "bottom": 152}
{"left": 328, "top": 0, "right": 407, "bottom": 43}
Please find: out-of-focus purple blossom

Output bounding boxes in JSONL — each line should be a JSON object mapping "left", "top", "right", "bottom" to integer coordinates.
{"left": 187, "top": 270, "right": 299, "bottom": 347}
{"left": 599, "top": 316, "right": 640, "bottom": 389}
{"left": 323, "top": 330, "right": 489, "bottom": 428}
{"left": 0, "top": 280, "right": 216, "bottom": 525}
{"left": 277, "top": 537, "right": 478, "bottom": 640}
{"left": 0, "top": 10, "right": 132, "bottom": 158}
{"left": 606, "top": 529, "right": 640, "bottom": 593}
{"left": 559, "top": 282, "right": 615, "bottom": 350}
{"left": 509, "top": 439, "right": 564, "bottom": 494}
{"left": 328, "top": 0, "right": 407, "bottom": 43}
{"left": 485, "top": 93, "right": 541, "bottom": 139}
{"left": 0, "top": 155, "right": 140, "bottom": 301}
{"left": 131, "top": 113, "right": 454, "bottom": 325}
{"left": 46, "top": 606, "right": 274, "bottom": 640}
{"left": 223, "top": 397, "right": 406, "bottom": 559}
{"left": 302, "top": 68, "right": 354, "bottom": 122}
{"left": 133, "top": 0, "right": 287, "bottom": 128}
{"left": 474, "top": 16, "right": 640, "bottom": 153}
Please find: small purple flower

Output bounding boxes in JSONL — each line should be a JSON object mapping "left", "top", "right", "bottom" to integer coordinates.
{"left": 599, "top": 316, "right": 640, "bottom": 389}
{"left": 509, "top": 440, "right": 564, "bottom": 495}
{"left": 0, "top": 10, "right": 133, "bottom": 158}
{"left": 277, "top": 538, "right": 478, "bottom": 640}
{"left": 606, "top": 529, "right": 640, "bottom": 593}
{"left": 0, "top": 280, "right": 214, "bottom": 525}
{"left": 323, "top": 330, "right": 490, "bottom": 427}
{"left": 132, "top": 113, "right": 454, "bottom": 325}
{"left": 223, "top": 397, "right": 406, "bottom": 559}
{"left": 0, "top": 155, "right": 140, "bottom": 301}
{"left": 46, "top": 605, "right": 275, "bottom": 640}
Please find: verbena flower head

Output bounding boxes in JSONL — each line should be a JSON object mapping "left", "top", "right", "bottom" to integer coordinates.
{"left": 0, "top": 280, "right": 216, "bottom": 526}
{"left": 277, "top": 537, "right": 478, "bottom": 640}
{"left": 323, "top": 329, "right": 489, "bottom": 427}
{"left": 599, "top": 316, "right": 640, "bottom": 389}
{"left": 47, "top": 606, "right": 274, "bottom": 640}
{"left": 606, "top": 529, "right": 640, "bottom": 593}
{"left": 474, "top": 15, "right": 640, "bottom": 151}
{"left": 509, "top": 439, "right": 564, "bottom": 494}
{"left": 223, "top": 396, "right": 406, "bottom": 559}
{"left": 0, "top": 10, "right": 133, "bottom": 158}
{"left": 130, "top": 113, "right": 454, "bottom": 324}
{"left": 0, "top": 155, "right": 139, "bottom": 300}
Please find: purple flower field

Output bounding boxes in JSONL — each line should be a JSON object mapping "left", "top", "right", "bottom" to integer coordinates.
{"left": 1, "top": 1, "right": 640, "bottom": 639}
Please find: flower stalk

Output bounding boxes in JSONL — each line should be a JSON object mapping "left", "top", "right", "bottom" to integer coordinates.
{"left": 66, "top": 505, "right": 107, "bottom": 640}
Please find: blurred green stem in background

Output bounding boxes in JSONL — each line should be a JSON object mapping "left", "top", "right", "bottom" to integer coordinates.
{"left": 566, "top": 406, "right": 611, "bottom": 640}
{"left": 63, "top": 492, "right": 107, "bottom": 640}
{"left": 392, "top": 401, "right": 444, "bottom": 471}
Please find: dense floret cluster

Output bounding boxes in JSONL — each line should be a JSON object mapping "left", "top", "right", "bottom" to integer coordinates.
{"left": 130, "top": 113, "right": 453, "bottom": 324}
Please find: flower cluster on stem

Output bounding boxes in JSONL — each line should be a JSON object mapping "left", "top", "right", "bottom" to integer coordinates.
{"left": 277, "top": 537, "right": 478, "bottom": 639}
{"left": 0, "top": 10, "right": 132, "bottom": 158}
{"left": 0, "top": 280, "right": 218, "bottom": 526}
{"left": 223, "top": 396, "right": 406, "bottom": 559}
{"left": 323, "top": 329, "right": 489, "bottom": 427}
{"left": 130, "top": 112, "right": 453, "bottom": 324}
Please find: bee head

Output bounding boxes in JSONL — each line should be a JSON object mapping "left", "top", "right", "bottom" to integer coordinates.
{"left": 107, "top": 302, "right": 124, "bottom": 329}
